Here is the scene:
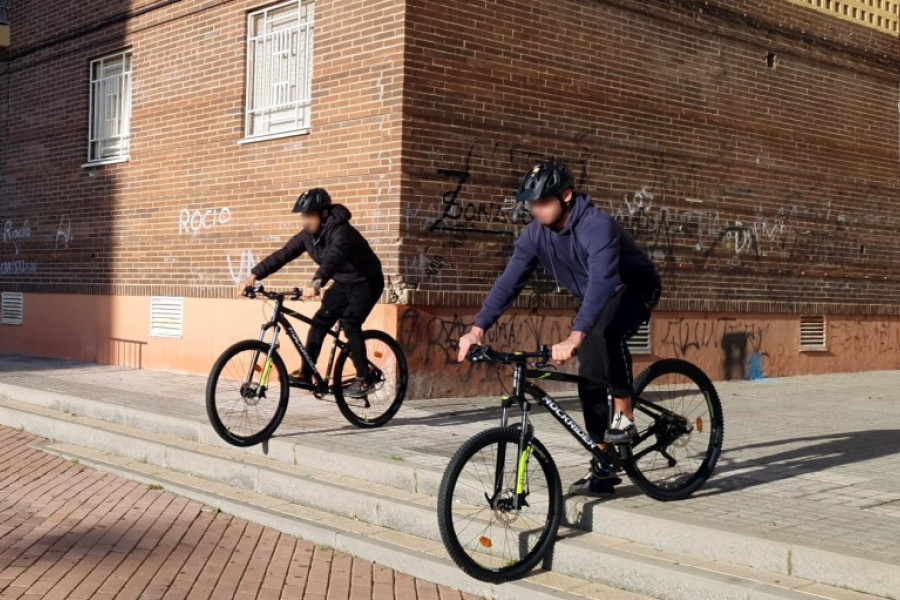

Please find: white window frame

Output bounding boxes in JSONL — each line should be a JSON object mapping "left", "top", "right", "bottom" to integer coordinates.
{"left": 85, "top": 51, "right": 133, "bottom": 166}
{"left": 240, "top": 0, "right": 314, "bottom": 144}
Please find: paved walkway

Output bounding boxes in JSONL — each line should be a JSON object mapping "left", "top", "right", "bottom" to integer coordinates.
{"left": 1, "top": 353, "right": 900, "bottom": 568}
{"left": 0, "top": 425, "right": 480, "bottom": 600}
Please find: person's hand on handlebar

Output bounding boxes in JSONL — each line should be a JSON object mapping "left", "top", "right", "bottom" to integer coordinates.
{"left": 300, "top": 279, "right": 323, "bottom": 300}
{"left": 237, "top": 274, "right": 257, "bottom": 298}
{"left": 458, "top": 326, "right": 485, "bottom": 363}
{"left": 551, "top": 331, "right": 585, "bottom": 365}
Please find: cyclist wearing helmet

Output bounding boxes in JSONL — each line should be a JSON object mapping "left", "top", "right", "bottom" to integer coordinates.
{"left": 457, "top": 162, "right": 661, "bottom": 496}
{"left": 238, "top": 188, "right": 384, "bottom": 398}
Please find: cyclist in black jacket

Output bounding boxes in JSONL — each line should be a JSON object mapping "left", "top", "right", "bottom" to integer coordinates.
{"left": 238, "top": 188, "right": 384, "bottom": 398}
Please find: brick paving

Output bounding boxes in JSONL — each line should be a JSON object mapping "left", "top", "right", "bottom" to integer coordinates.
{"left": 2, "top": 352, "right": 900, "bottom": 566}
{"left": 0, "top": 425, "right": 481, "bottom": 600}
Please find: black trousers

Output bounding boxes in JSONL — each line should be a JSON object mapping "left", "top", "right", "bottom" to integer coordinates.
{"left": 577, "top": 276, "right": 661, "bottom": 442}
{"left": 303, "top": 281, "right": 384, "bottom": 379}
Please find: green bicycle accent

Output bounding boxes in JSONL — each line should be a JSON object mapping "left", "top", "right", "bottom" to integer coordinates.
{"left": 516, "top": 445, "right": 534, "bottom": 495}
{"left": 259, "top": 357, "right": 274, "bottom": 388}
{"left": 538, "top": 372, "right": 552, "bottom": 379}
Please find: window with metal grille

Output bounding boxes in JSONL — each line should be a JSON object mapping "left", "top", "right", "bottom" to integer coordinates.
{"left": 243, "top": 0, "right": 314, "bottom": 142}
{"left": 0, "top": 1, "right": 9, "bottom": 25}
{"left": 149, "top": 296, "right": 184, "bottom": 339}
{"left": 800, "top": 316, "right": 827, "bottom": 351}
{"left": 1, "top": 292, "right": 24, "bottom": 326}
{"left": 87, "top": 52, "right": 132, "bottom": 164}
{"left": 627, "top": 320, "right": 652, "bottom": 355}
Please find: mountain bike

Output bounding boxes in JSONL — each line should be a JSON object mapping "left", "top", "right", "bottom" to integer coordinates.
{"left": 206, "top": 284, "right": 408, "bottom": 446}
{"left": 437, "top": 345, "right": 723, "bottom": 583}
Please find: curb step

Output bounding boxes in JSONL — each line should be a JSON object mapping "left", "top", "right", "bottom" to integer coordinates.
{"left": 0, "top": 394, "right": 892, "bottom": 600}
{"left": 4, "top": 384, "right": 900, "bottom": 600}
{"left": 35, "top": 441, "right": 654, "bottom": 600}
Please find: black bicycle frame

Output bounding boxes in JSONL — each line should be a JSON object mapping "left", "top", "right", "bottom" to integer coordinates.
{"left": 487, "top": 355, "right": 693, "bottom": 510}
{"left": 257, "top": 296, "right": 348, "bottom": 393}
{"left": 507, "top": 365, "right": 615, "bottom": 466}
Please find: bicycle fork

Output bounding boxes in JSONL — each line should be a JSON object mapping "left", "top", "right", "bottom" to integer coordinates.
{"left": 492, "top": 365, "right": 533, "bottom": 511}
{"left": 253, "top": 304, "right": 283, "bottom": 391}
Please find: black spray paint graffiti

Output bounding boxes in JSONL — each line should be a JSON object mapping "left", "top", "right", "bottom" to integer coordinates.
{"left": 398, "top": 308, "right": 569, "bottom": 376}
{"left": 660, "top": 318, "right": 770, "bottom": 381}
{"left": 426, "top": 140, "right": 592, "bottom": 237}
{"left": 428, "top": 175, "right": 528, "bottom": 237}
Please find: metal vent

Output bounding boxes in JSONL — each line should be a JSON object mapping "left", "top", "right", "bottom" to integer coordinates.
{"left": 627, "top": 320, "right": 652, "bottom": 355}
{"left": 149, "top": 296, "right": 183, "bottom": 339}
{"left": 1, "top": 292, "right": 23, "bottom": 326}
{"left": 800, "top": 315, "right": 827, "bottom": 351}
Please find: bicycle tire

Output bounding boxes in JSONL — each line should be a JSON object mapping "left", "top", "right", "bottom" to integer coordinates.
{"left": 332, "top": 330, "right": 408, "bottom": 428}
{"left": 437, "top": 427, "right": 562, "bottom": 583}
{"left": 625, "top": 358, "right": 724, "bottom": 501}
{"left": 206, "top": 339, "right": 290, "bottom": 447}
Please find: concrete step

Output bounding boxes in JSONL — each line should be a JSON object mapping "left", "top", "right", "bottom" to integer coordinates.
{"left": 1, "top": 381, "right": 899, "bottom": 600}
{"left": 0, "top": 393, "right": 893, "bottom": 600}
{"left": 34, "top": 442, "right": 650, "bottom": 600}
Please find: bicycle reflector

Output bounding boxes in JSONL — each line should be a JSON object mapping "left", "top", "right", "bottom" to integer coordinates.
{"left": 254, "top": 365, "right": 263, "bottom": 373}
{"left": 479, "top": 536, "right": 493, "bottom": 549}
{"left": 374, "top": 351, "right": 383, "bottom": 358}
{"left": 696, "top": 417, "right": 704, "bottom": 433}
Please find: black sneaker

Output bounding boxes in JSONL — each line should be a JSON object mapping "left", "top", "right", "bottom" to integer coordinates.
{"left": 344, "top": 373, "right": 376, "bottom": 398}
{"left": 289, "top": 369, "right": 315, "bottom": 387}
{"left": 568, "top": 462, "right": 622, "bottom": 497}
{"left": 604, "top": 412, "right": 637, "bottom": 445}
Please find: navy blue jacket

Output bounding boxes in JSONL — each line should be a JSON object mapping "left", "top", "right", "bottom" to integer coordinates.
{"left": 475, "top": 194, "right": 658, "bottom": 333}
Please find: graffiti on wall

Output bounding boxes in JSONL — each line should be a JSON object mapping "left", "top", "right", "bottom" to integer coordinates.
{"left": 659, "top": 317, "right": 774, "bottom": 381}
{"left": 397, "top": 307, "right": 573, "bottom": 392}
{"left": 179, "top": 207, "right": 232, "bottom": 236}
{"left": 2, "top": 220, "right": 32, "bottom": 255}
{"left": 55, "top": 216, "right": 74, "bottom": 249}
{"left": 399, "top": 133, "right": 879, "bottom": 304}
{"left": 226, "top": 250, "right": 256, "bottom": 286}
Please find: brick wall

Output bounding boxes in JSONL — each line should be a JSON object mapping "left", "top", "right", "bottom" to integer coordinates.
{"left": 1, "top": 0, "right": 405, "bottom": 297}
{"left": 399, "top": 0, "right": 900, "bottom": 316}
{"left": 3, "top": 0, "right": 900, "bottom": 397}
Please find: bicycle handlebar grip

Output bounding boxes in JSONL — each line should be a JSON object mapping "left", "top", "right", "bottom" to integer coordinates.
{"left": 466, "top": 344, "right": 490, "bottom": 363}
{"left": 290, "top": 287, "right": 302, "bottom": 301}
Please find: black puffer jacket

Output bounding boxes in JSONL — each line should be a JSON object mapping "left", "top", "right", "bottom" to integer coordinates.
{"left": 251, "top": 205, "right": 383, "bottom": 286}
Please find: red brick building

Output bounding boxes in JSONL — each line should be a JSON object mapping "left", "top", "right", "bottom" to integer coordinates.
{"left": 2, "top": 0, "right": 899, "bottom": 398}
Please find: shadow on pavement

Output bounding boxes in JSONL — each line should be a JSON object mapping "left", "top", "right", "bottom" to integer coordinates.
{"left": 699, "top": 429, "right": 900, "bottom": 497}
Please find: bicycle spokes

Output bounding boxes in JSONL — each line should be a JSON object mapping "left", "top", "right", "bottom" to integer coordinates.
{"left": 446, "top": 438, "right": 551, "bottom": 572}
{"left": 339, "top": 339, "right": 398, "bottom": 415}
{"left": 215, "top": 347, "right": 284, "bottom": 440}
{"left": 632, "top": 373, "right": 714, "bottom": 490}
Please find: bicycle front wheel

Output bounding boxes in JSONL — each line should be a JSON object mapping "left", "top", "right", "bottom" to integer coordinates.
{"left": 437, "top": 427, "right": 562, "bottom": 583}
{"left": 626, "top": 359, "right": 724, "bottom": 501}
{"left": 333, "top": 330, "right": 408, "bottom": 428}
{"left": 205, "top": 339, "right": 289, "bottom": 447}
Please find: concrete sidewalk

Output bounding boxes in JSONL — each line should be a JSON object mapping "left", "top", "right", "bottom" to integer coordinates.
{"left": 1, "top": 352, "right": 900, "bottom": 597}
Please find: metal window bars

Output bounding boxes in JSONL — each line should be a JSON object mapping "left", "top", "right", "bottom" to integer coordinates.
{"left": 88, "top": 52, "right": 133, "bottom": 163}
{"left": 245, "top": 0, "right": 314, "bottom": 139}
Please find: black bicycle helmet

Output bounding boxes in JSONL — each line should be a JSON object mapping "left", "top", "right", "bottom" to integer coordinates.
{"left": 515, "top": 161, "right": 575, "bottom": 203}
{"left": 292, "top": 188, "right": 332, "bottom": 213}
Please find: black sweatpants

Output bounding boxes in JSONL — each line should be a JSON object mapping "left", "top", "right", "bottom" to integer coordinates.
{"left": 577, "top": 276, "right": 661, "bottom": 443}
{"left": 302, "top": 280, "right": 384, "bottom": 379}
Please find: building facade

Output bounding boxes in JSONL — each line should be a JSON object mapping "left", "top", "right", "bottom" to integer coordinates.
{"left": 2, "top": 0, "right": 899, "bottom": 398}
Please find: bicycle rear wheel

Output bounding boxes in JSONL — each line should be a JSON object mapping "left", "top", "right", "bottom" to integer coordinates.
{"left": 206, "top": 339, "right": 289, "bottom": 447}
{"left": 437, "top": 427, "right": 562, "bottom": 583}
{"left": 625, "top": 359, "right": 724, "bottom": 501}
{"left": 332, "top": 330, "right": 408, "bottom": 428}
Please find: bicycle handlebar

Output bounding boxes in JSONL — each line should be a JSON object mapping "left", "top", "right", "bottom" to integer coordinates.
{"left": 243, "top": 283, "right": 303, "bottom": 302}
{"left": 466, "top": 344, "right": 553, "bottom": 367}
